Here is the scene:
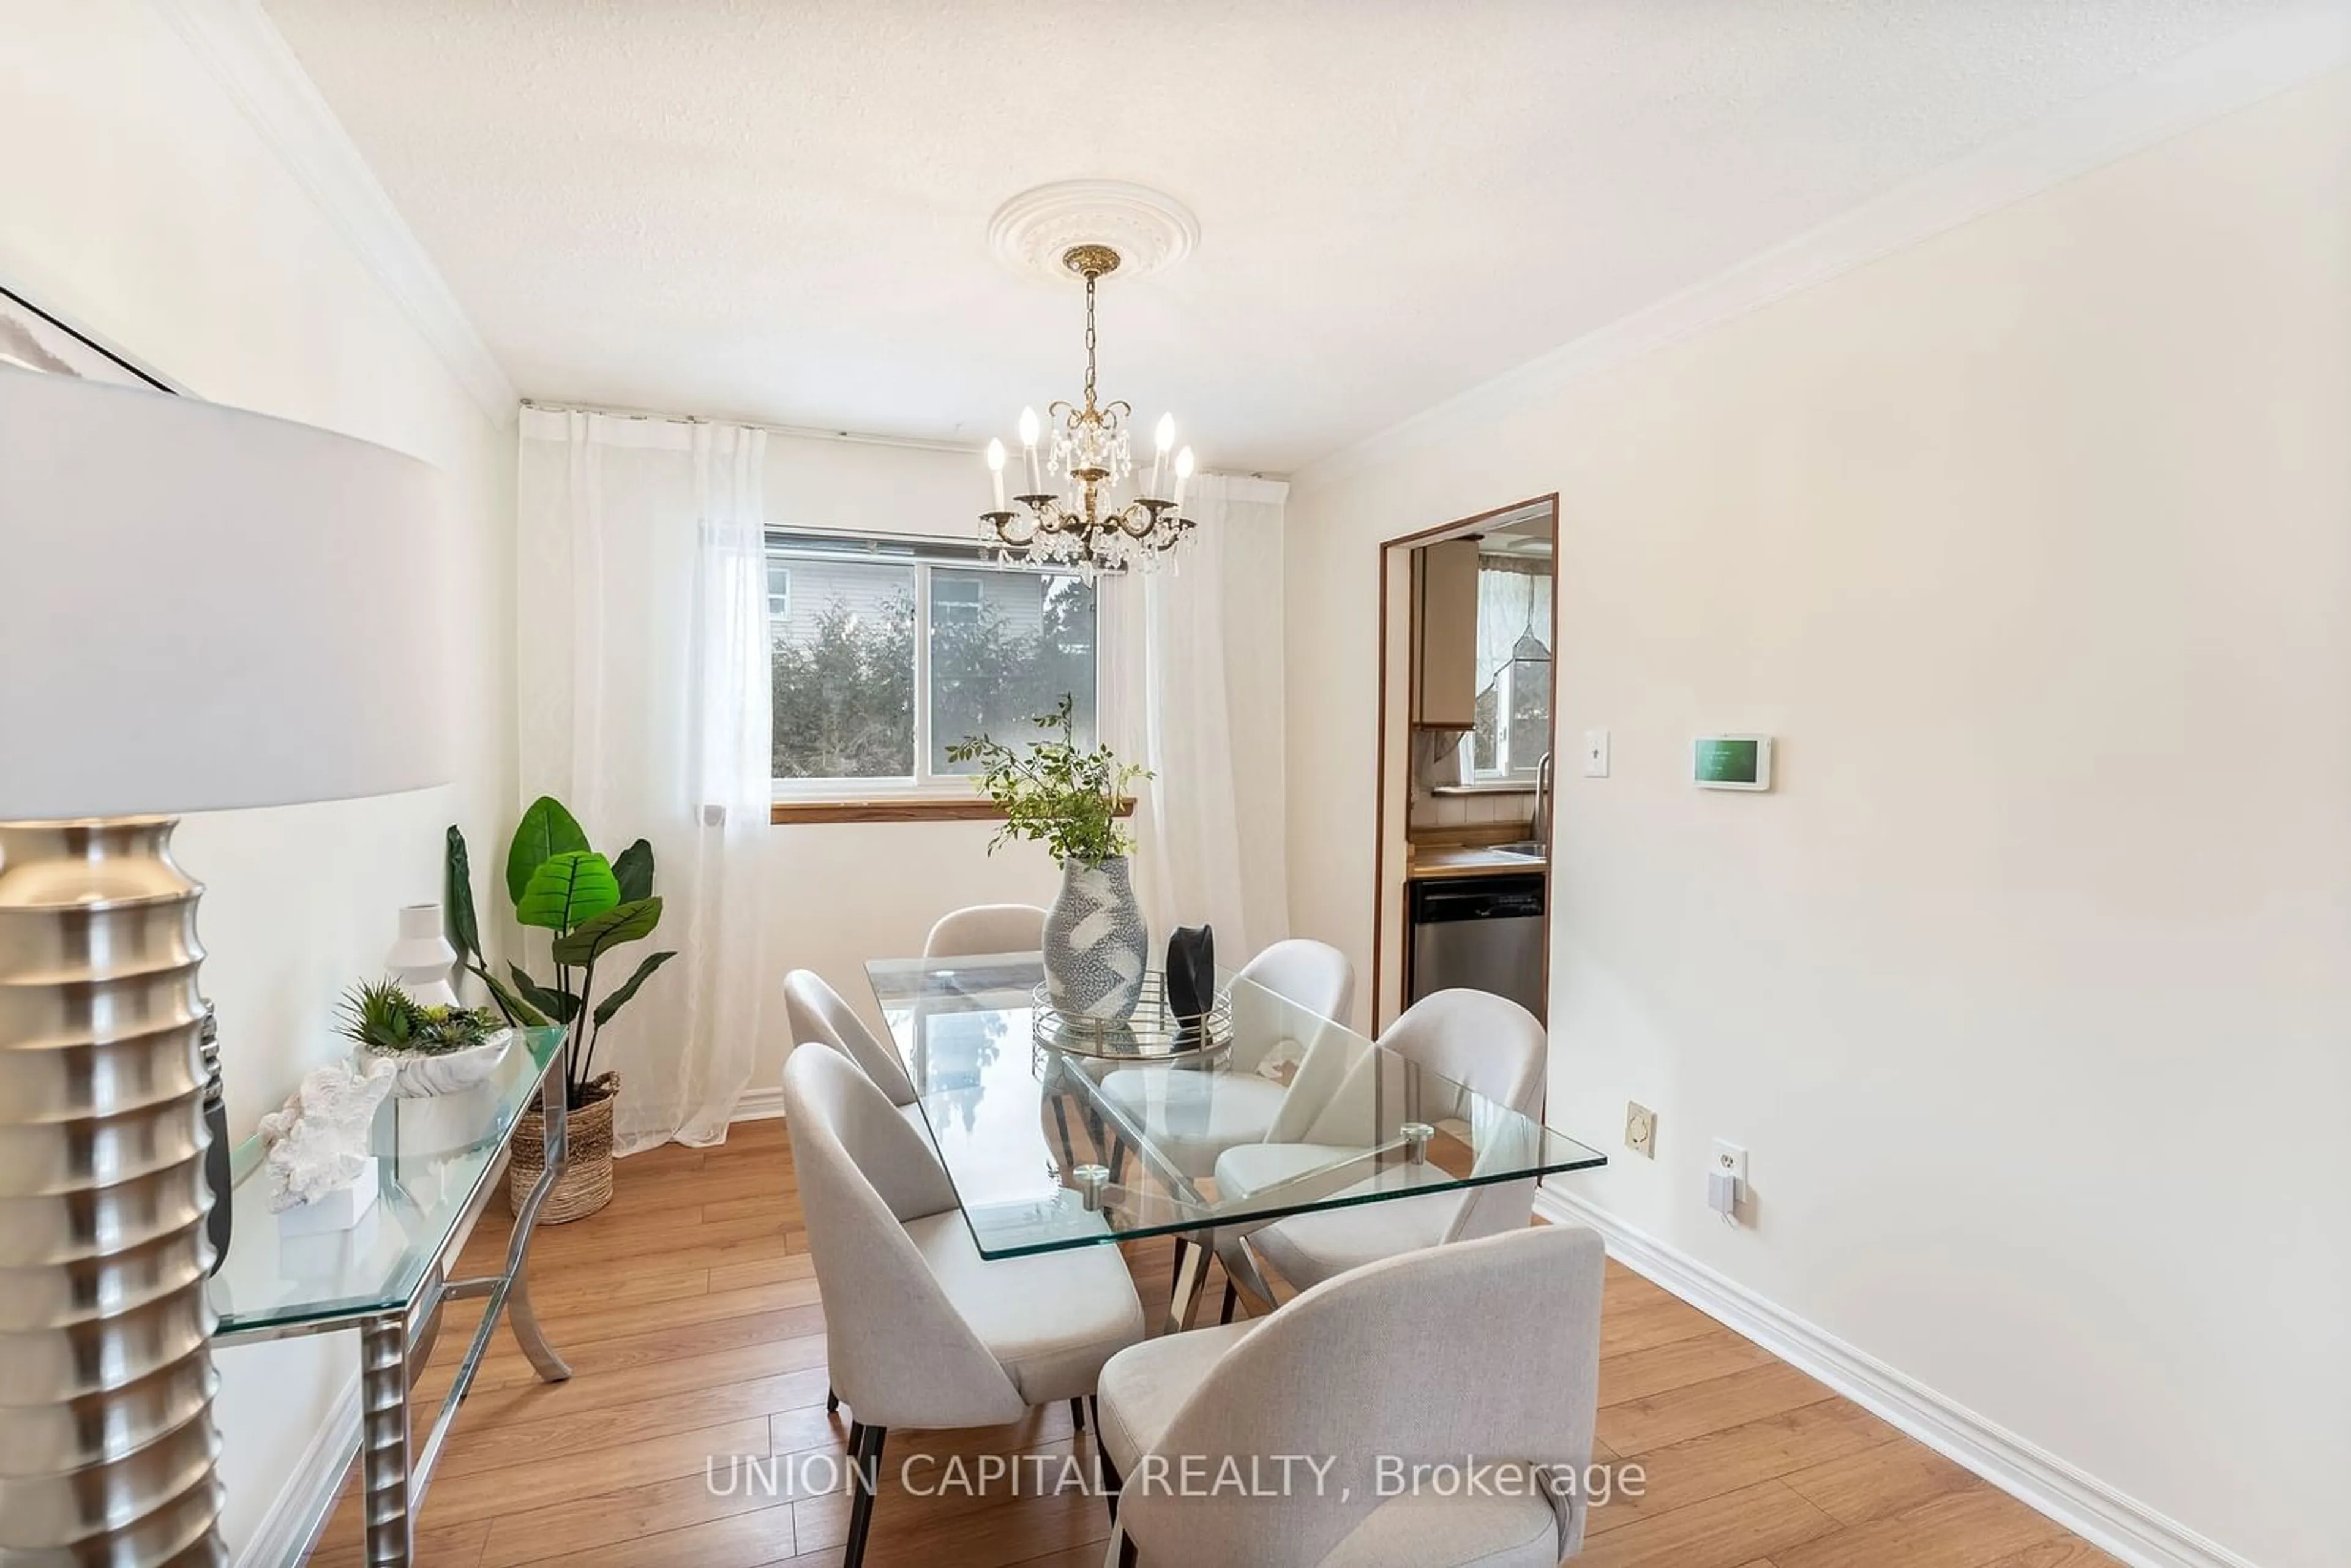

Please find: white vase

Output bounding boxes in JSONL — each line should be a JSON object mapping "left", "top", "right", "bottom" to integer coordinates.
{"left": 1043, "top": 856, "right": 1149, "bottom": 1019}
{"left": 386, "top": 901, "right": 457, "bottom": 1006}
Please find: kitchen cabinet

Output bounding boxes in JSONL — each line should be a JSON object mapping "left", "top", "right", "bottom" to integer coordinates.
{"left": 1412, "top": 538, "right": 1480, "bottom": 728}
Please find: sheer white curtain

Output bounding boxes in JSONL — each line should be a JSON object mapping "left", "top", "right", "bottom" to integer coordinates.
{"left": 516, "top": 408, "right": 773, "bottom": 1152}
{"left": 1106, "top": 472, "right": 1291, "bottom": 961}
{"left": 1475, "top": 560, "right": 1551, "bottom": 691}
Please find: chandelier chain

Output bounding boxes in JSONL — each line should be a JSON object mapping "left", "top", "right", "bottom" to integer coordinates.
{"left": 1082, "top": 272, "right": 1098, "bottom": 411}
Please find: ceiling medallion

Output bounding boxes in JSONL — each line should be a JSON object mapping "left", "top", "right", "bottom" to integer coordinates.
{"left": 981, "top": 198, "right": 1199, "bottom": 575}
{"left": 986, "top": 180, "right": 1199, "bottom": 283}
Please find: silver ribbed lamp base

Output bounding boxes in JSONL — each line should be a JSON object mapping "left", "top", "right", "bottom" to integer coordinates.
{"left": 0, "top": 819, "right": 227, "bottom": 1566}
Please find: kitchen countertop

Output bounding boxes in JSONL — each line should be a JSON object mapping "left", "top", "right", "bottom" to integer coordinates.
{"left": 1406, "top": 844, "right": 1548, "bottom": 881}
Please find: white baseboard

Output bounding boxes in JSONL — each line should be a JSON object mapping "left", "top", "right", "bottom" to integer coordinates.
{"left": 730, "top": 1085, "right": 786, "bottom": 1123}
{"left": 234, "top": 1369, "right": 361, "bottom": 1568}
{"left": 1534, "top": 1188, "right": 2255, "bottom": 1568}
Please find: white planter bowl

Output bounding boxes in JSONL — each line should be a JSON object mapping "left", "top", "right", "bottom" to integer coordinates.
{"left": 361, "top": 1029, "right": 513, "bottom": 1098}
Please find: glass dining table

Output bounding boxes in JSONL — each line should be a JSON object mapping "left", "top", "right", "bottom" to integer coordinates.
{"left": 865, "top": 952, "right": 1607, "bottom": 1334}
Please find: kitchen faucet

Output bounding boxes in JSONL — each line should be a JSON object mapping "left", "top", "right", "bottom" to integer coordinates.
{"left": 1534, "top": 749, "right": 1553, "bottom": 859}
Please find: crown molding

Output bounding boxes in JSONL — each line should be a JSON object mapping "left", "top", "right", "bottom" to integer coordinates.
{"left": 1295, "top": 7, "right": 2351, "bottom": 495}
{"left": 149, "top": 0, "right": 519, "bottom": 425}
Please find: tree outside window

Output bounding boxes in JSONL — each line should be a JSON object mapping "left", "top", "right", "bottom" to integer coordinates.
{"left": 767, "top": 536, "right": 1097, "bottom": 787}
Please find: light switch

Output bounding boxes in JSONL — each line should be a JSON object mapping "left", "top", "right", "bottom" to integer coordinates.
{"left": 1583, "top": 729, "right": 1610, "bottom": 778}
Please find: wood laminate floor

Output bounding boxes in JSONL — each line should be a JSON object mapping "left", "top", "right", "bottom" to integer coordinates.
{"left": 302, "top": 1117, "right": 2114, "bottom": 1567}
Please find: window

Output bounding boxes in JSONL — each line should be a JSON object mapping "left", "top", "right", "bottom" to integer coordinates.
{"left": 1465, "top": 560, "right": 1553, "bottom": 782}
{"left": 767, "top": 531, "right": 1098, "bottom": 792}
{"left": 931, "top": 576, "right": 982, "bottom": 628}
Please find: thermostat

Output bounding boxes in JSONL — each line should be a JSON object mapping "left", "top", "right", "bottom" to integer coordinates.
{"left": 1693, "top": 735, "right": 1772, "bottom": 791}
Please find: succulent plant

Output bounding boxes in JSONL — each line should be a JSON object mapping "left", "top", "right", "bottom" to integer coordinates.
{"left": 337, "top": 980, "right": 501, "bottom": 1057}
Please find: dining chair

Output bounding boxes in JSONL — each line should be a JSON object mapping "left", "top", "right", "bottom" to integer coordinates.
{"left": 923, "top": 901, "right": 1048, "bottom": 958}
{"left": 1095, "top": 938, "right": 1357, "bottom": 1180}
{"left": 781, "top": 1042, "right": 1147, "bottom": 1567}
{"left": 1212, "top": 988, "right": 1547, "bottom": 1305}
{"left": 1095, "top": 1222, "right": 1607, "bottom": 1568}
{"left": 782, "top": 968, "right": 920, "bottom": 1108}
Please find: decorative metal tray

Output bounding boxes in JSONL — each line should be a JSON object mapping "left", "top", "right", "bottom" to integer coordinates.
{"left": 1030, "top": 971, "right": 1233, "bottom": 1062}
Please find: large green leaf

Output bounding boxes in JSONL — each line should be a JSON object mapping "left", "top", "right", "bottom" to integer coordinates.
{"left": 516, "top": 851, "right": 619, "bottom": 932}
{"left": 508, "top": 963, "right": 579, "bottom": 1025}
{"left": 505, "top": 796, "right": 589, "bottom": 906}
{"left": 552, "top": 897, "right": 663, "bottom": 965}
{"left": 471, "top": 963, "right": 550, "bottom": 1027}
{"left": 612, "top": 838, "right": 656, "bottom": 903}
{"left": 592, "top": 950, "right": 677, "bottom": 1028}
{"left": 444, "top": 826, "right": 482, "bottom": 964}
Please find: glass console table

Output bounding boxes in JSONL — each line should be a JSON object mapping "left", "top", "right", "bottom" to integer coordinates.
{"left": 209, "top": 1027, "right": 572, "bottom": 1567}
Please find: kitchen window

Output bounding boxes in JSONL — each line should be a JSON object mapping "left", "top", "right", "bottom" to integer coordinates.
{"left": 767, "top": 531, "right": 1099, "bottom": 800}
{"left": 1464, "top": 560, "right": 1553, "bottom": 782}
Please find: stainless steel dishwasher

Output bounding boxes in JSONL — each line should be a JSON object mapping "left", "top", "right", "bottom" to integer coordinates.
{"left": 1408, "top": 873, "right": 1547, "bottom": 1020}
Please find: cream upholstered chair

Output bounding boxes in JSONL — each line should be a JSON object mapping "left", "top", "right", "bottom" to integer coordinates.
{"left": 1096, "top": 1223, "right": 1607, "bottom": 1567}
{"left": 1095, "top": 939, "right": 1355, "bottom": 1180}
{"left": 782, "top": 1042, "right": 1146, "bottom": 1567}
{"left": 782, "top": 967, "right": 927, "bottom": 1419}
{"left": 1214, "top": 988, "right": 1547, "bottom": 1302}
{"left": 782, "top": 969, "right": 919, "bottom": 1108}
{"left": 923, "top": 901, "right": 1048, "bottom": 958}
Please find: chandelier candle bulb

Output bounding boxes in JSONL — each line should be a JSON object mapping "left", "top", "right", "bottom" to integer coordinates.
{"left": 1019, "top": 405, "right": 1043, "bottom": 492}
{"left": 986, "top": 438, "right": 1008, "bottom": 513}
{"left": 1174, "top": 445, "right": 1195, "bottom": 511}
{"left": 1151, "top": 413, "right": 1174, "bottom": 498}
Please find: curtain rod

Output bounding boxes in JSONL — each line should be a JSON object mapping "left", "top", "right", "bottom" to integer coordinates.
{"left": 519, "top": 397, "right": 1289, "bottom": 484}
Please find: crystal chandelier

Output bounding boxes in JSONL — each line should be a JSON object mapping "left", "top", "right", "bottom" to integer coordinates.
{"left": 981, "top": 244, "right": 1194, "bottom": 574}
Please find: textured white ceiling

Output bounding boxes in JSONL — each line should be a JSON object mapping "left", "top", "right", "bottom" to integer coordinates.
{"left": 264, "top": 1, "right": 2292, "bottom": 473}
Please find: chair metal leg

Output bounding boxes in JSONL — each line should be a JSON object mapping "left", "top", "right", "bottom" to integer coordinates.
{"left": 827, "top": 1384, "right": 839, "bottom": 1414}
{"left": 1218, "top": 1280, "right": 1238, "bottom": 1324}
{"left": 1070, "top": 1395, "right": 1086, "bottom": 1432}
{"left": 1102, "top": 1521, "right": 1138, "bottom": 1568}
{"left": 844, "top": 1423, "right": 887, "bottom": 1568}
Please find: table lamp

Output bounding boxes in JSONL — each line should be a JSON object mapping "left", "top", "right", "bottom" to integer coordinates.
{"left": 0, "top": 367, "right": 453, "bottom": 1562}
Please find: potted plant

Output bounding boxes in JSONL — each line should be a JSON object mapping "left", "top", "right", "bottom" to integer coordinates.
{"left": 336, "top": 979, "right": 511, "bottom": 1097}
{"left": 948, "top": 696, "right": 1152, "bottom": 1018}
{"left": 444, "top": 797, "right": 675, "bottom": 1222}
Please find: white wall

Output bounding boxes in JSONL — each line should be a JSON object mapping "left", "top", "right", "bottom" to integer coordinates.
{"left": 0, "top": 2, "right": 514, "bottom": 1554}
{"left": 1284, "top": 71, "right": 2350, "bottom": 1568}
{"left": 757, "top": 433, "right": 1072, "bottom": 1081}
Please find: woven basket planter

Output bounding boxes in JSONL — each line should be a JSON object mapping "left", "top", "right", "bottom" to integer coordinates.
{"left": 510, "top": 1071, "right": 618, "bottom": 1223}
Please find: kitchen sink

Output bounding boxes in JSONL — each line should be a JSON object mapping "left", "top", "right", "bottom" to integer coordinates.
{"left": 1490, "top": 840, "right": 1547, "bottom": 860}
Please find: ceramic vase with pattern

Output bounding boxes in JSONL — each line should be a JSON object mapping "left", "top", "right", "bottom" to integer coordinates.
{"left": 1044, "top": 856, "right": 1149, "bottom": 1019}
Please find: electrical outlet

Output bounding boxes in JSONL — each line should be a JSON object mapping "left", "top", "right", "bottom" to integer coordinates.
{"left": 1624, "top": 1101, "right": 1657, "bottom": 1158}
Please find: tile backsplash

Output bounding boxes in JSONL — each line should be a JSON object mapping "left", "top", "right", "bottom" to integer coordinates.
{"left": 1410, "top": 790, "right": 1534, "bottom": 832}
{"left": 1407, "top": 729, "right": 1533, "bottom": 833}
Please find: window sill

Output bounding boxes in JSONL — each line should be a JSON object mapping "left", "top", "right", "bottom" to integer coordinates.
{"left": 1431, "top": 782, "right": 1539, "bottom": 797}
{"left": 771, "top": 795, "right": 1138, "bottom": 825}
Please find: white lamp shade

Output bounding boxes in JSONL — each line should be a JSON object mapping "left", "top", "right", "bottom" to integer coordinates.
{"left": 0, "top": 369, "right": 455, "bottom": 818}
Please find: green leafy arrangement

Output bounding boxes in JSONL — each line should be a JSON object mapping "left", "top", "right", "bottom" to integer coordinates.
{"left": 337, "top": 980, "right": 502, "bottom": 1057}
{"left": 945, "top": 695, "right": 1149, "bottom": 868}
{"left": 444, "top": 797, "right": 676, "bottom": 1108}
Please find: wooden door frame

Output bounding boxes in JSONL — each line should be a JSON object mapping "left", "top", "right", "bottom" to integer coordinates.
{"left": 1370, "top": 493, "right": 1562, "bottom": 1032}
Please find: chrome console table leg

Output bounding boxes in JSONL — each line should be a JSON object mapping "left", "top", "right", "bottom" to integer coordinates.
{"left": 506, "top": 1272, "right": 571, "bottom": 1384}
{"left": 359, "top": 1313, "right": 413, "bottom": 1567}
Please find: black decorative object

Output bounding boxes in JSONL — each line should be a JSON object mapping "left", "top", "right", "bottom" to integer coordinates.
{"left": 199, "top": 1001, "right": 231, "bottom": 1275}
{"left": 1165, "top": 925, "right": 1215, "bottom": 1022}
